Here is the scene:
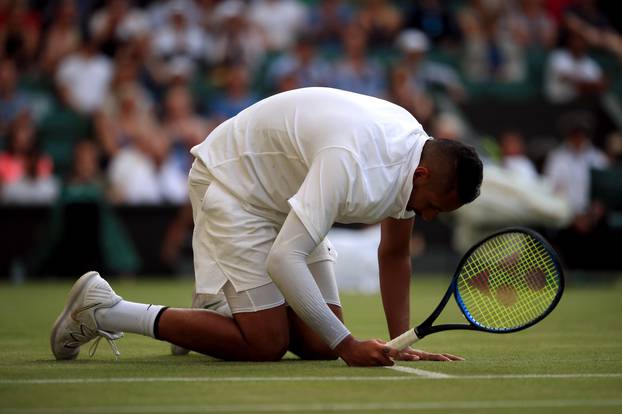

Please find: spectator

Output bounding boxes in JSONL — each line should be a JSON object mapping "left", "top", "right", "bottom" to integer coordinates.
{"left": 267, "top": 34, "right": 332, "bottom": 92}
{"left": 89, "top": 0, "right": 149, "bottom": 58}
{"left": 107, "top": 131, "right": 187, "bottom": 205}
{"left": 248, "top": 0, "right": 308, "bottom": 52}
{"left": 307, "top": 0, "right": 353, "bottom": 51}
{"left": 459, "top": 0, "right": 526, "bottom": 82}
{"left": 387, "top": 64, "right": 434, "bottom": 128}
{"left": 499, "top": 130, "right": 538, "bottom": 180}
{"left": 66, "top": 140, "right": 103, "bottom": 188}
{"left": 544, "top": 112, "right": 613, "bottom": 268}
{"left": 545, "top": 0, "right": 573, "bottom": 25}
{"left": 207, "top": 0, "right": 266, "bottom": 69}
{"left": 1, "top": 148, "right": 59, "bottom": 204}
{"left": 395, "top": 29, "right": 465, "bottom": 101}
{"left": 148, "top": 0, "right": 201, "bottom": 28}
{"left": 0, "top": 58, "right": 29, "bottom": 137}
{"left": 150, "top": 2, "right": 208, "bottom": 83}
{"left": 30, "top": 139, "right": 141, "bottom": 276}
{"left": 194, "top": 0, "right": 225, "bottom": 49}
{"left": 355, "top": 0, "right": 403, "bottom": 50}
{"left": 508, "top": 0, "right": 557, "bottom": 50}
{"left": 39, "top": 0, "right": 82, "bottom": 75}
{"left": 0, "top": 114, "right": 53, "bottom": 184}
{"left": 544, "top": 112, "right": 608, "bottom": 217}
{"left": 404, "top": 0, "right": 461, "bottom": 47}
{"left": 97, "top": 48, "right": 157, "bottom": 158}
{"left": 331, "top": 24, "right": 385, "bottom": 97}
{"left": 0, "top": 0, "right": 41, "bottom": 70}
{"left": 431, "top": 112, "right": 465, "bottom": 141}
{"left": 55, "top": 30, "right": 113, "bottom": 114}
{"left": 564, "top": 0, "right": 622, "bottom": 60}
{"left": 162, "top": 84, "right": 212, "bottom": 172}
{"left": 545, "top": 30, "right": 605, "bottom": 103}
{"left": 209, "top": 64, "right": 258, "bottom": 122}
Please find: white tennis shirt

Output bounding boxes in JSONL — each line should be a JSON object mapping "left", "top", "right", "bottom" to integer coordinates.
{"left": 191, "top": 87, "right": 429, "bottom": 243}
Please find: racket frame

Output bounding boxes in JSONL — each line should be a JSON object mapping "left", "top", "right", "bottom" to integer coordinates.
{"left": 387, "top": 227, "right": 565, "bottom": 349}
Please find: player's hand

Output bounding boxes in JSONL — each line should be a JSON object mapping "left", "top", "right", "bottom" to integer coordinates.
{"left": 396, "top": 347, "right": 464, "bottom": 361}
{"left": 335, "top": 336, "right": 399, "bottom": 366}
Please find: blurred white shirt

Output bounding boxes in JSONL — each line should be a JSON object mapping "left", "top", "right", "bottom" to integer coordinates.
{"left": 90, "top": 7, "right": 150, "bottom": 41}
{"left": 544, "top": 143, "right": 608, "bottom": 214}
{"left": 502, "top": 155, "right": 538, "bottom": 181}
{"left": 1, "top": 176, "right": 59, "bottom": 205}
{"left": 546, "top": 49, "right": 602, "bottom": 104}
{"left": 56, "top": 53, "right": 113, "bottom": 114}
{"left": 248, "top": 0, "right": 308, "bottom": 50}
{"left": 108, "top": 148, "right": 188, "bottom": 205}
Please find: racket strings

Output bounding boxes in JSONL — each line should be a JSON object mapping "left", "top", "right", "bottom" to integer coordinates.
{"left": 480, "top": 237, "right": 556, "bottom": 322}
{"left": 467, "top": 236, "right": 557, "bottom": 327}
{"left": 469, "top": 235, "right": 557, "bottom": 327}
{"left": 456, "top": 232, "right": 561, "bottom": 331}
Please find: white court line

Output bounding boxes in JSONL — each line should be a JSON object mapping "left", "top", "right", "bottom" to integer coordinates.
{"left": 1, "top": 399, "right": 622, "bottom": 413}
{"left": 459, "top": 373, "right": 622, "bottom": 380}
{"left": 386, "top": 365, "right": 454, "bottom": 378}
{"left": 1, "top": 373, "right": 621, "bottom": 385}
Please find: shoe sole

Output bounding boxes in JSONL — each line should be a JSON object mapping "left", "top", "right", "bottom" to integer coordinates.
{"left": 50, "top": 271, "right": 100, "bottom": 360}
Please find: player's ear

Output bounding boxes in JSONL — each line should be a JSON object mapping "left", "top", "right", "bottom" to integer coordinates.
{"left": 413, "top": 166, "right": 431, "bottom": 182}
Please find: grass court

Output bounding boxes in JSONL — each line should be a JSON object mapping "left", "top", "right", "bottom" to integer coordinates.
{"left": 1, "top": 275, "right": 621, "bottom": 414}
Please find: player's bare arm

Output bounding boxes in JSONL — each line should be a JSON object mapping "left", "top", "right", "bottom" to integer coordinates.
{"left": 378, "top": 217, "right": 463, "bottom": 362}
{"left": 379, "top": 217, "right": 414, "bottom": 339}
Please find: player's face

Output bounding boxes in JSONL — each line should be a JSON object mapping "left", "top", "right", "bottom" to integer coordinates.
{"left": 409, "top": 188, "right": 461, "bottom": 220}
{"left": 408, "top": 167, "right": 462, "bottom": 220}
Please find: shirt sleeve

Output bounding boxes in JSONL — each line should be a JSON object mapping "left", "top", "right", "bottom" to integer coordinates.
{"left": 267, "top": 209, "right": 351, "bottom": 349}
{"left": 288, "top": 147, "right": 359, "bottom": 244}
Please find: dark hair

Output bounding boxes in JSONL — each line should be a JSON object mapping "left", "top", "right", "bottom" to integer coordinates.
{"left": 424, "top": 139, "right": 483, "bottom": 204}
{"left": 454, "top": 143, "right": 483, "bottom": 203}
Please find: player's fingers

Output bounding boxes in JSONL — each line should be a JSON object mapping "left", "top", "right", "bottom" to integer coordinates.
{"left": 397, "top": 351, "right": 420, "bottom": 361}
{"left": 419, "top": 351, "right": 451, "bottom": 361}
{"left": 442, "top": 353, "right": 465, "bottom": 361}
{"left": 397, "top": 348, "right": 421, "bottom": 361}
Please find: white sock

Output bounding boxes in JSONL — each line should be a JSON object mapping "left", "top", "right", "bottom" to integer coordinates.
{"left": 95, "top": 301, "right": 165, "bottom": 338}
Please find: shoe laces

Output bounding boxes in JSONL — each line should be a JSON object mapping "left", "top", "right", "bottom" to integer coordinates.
{"left": 88, "top": 330, "right": 124, "bottom": 359}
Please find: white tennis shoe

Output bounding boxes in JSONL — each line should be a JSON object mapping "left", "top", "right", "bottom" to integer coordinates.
{"left": 170, "top": 291, "right": 231, "bottom": 356}
{"left": 50, "top": 271, "right": 123, "bottom": 360}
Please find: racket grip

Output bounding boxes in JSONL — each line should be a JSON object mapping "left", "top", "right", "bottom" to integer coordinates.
{"left": 386, "top": 329, "right": 420, "bottom": 351}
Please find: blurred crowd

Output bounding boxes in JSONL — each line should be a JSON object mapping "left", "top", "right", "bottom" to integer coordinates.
{"left": 1, "top": 0, "right": 621, "bottom": 273}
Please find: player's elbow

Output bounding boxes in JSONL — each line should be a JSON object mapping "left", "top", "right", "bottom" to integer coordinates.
{"left": 266, "top": 245, "right": 288, "bottom": 281}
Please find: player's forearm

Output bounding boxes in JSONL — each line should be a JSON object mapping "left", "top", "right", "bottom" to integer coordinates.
{"left": 267, "top": 212, "right": 351, "bottom": 349}
{"left": 379, "top": 254, "right": 411, "bottom": 339}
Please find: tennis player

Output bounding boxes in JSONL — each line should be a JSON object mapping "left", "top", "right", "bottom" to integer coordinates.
{"left": 51, "top": 87, "right": 483, "bottom": 366}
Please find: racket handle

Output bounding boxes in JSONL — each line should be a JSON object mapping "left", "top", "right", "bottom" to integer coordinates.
{"left": 387, "top": 329, "right": 420, "bottom": 351}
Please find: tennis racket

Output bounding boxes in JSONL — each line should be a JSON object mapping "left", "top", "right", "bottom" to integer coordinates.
{"left": 387, "top": 227, "right": 564, "bottom": 350}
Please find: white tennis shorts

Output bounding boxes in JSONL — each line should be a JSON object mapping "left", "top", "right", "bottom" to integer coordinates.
{"left": 188, "top": 159, "right": 339, "bottom": 313}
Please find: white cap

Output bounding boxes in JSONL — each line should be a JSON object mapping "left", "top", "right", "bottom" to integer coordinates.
{"left": 396, "top": 29, "right": 429, "bottom": 53}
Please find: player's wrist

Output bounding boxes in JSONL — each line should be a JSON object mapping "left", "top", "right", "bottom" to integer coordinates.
{"left": 334, "top": 334, "right": 356, "bottom": 356}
